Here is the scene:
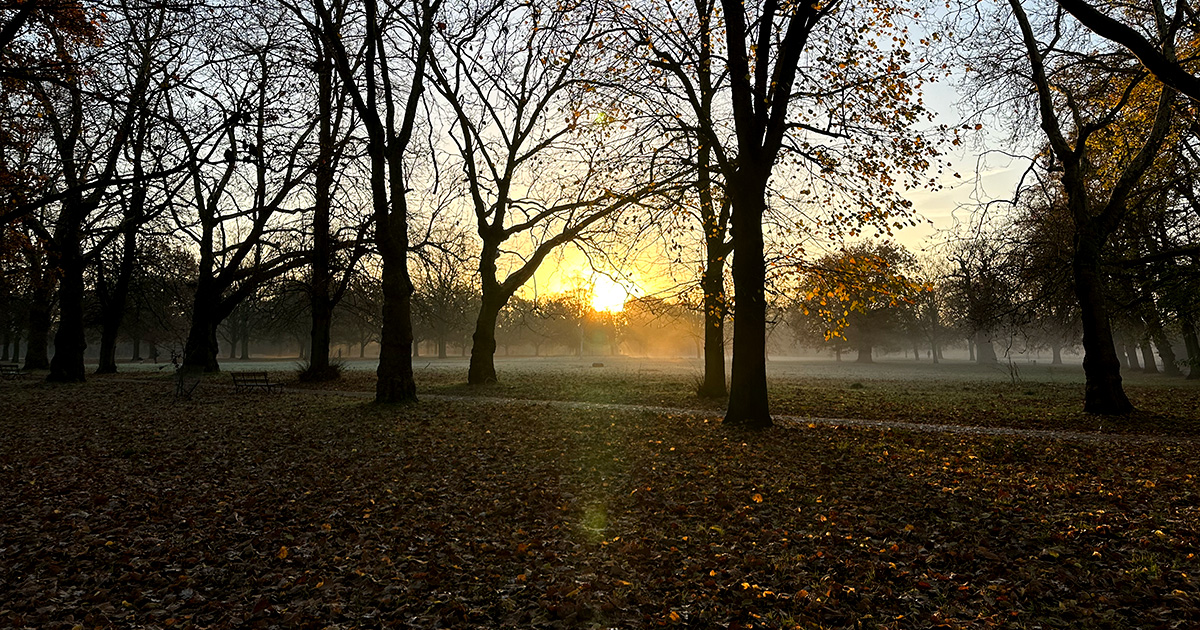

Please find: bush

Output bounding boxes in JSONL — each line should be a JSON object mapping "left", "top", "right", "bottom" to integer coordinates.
{"left": 296, "top": 358, "right": 345, "bottom": 383}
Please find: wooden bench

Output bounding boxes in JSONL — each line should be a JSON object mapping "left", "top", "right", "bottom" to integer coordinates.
{"left": 0, "top": 363, "right": 24, "bottom": 380}
{"left": 231, "top": 371, "right": 282, "bottom": 393}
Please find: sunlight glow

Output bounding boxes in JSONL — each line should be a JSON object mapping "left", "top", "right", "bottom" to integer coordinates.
{"left": 591, "top": 275, "right": 629, "bottom": 312}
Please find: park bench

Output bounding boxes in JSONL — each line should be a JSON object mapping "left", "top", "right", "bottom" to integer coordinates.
{"left": 0, "top": 362, "right": 24, "bottom": 380}
{"left": 231, "top": 371, "right": 282, "bottom": 393}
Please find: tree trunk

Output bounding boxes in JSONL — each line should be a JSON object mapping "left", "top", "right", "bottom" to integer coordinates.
{"left": 856, "top": 338, "right": 873, "bottom": 363}
{"left": 437, "top": 336, "right": 447, "bottom": 359}
{"left": 131, "top": 338, "right": 141, "bottom": 361}
{"left": 48, "top": 239, "right": 87, "bottom": 383}
{"left": 696, "top": 132, "right": 729, "bottom": 398}
{"left": 1122, "top": 331, "right": 1140, "bottom": 371}
{"left": 698, "top": 252, "right": 727, "bottom": 397}
{"left": 306, "top": 44, "right": 335, "bottom": 380}
{"left": 468, "top": 295, "right": 502, "bottom": 384}
{"left": 1073, "top": 237, "right": 1132, "bottom": 413}
{"left": 375, "top": 242, "right": 417, "bottom": 402}
{"left": 724, "top": 180, "right": 770, "bottom": 428}
{"left": 183, "top": 279, "right": 222, "bottom": 373}
{"left": 1051, "top": 344, "right": 1063, "bottom": 365}
{"left": 96, "top": 139, "right": 146, "bottom": 374}
{"left": 1183, "top": 318, "right": 1200, "bottom": 380}
{"left": 974, "top": 333, "right": 997, "bottom": 364}
{"left": 1139, "top": 338, "right": 1157, "bottom": 374}
{"left": 1147, "top": 307, "right": 1180, "bottom": 376}
{"left": 1151, "top": 329, "right": 1180, "bottom": 376}
{"left": 968, "top": 339, "right": 975, "bottom": 362}
{"left": 25, "top": 300, "right": 50, "bottom": 370}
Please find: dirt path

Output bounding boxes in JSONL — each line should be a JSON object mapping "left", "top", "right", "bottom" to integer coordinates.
{"left": 95, "top": 375, "right": 1189, "bottom": 444}
{"left": 281, "top": 386, "right": 1192, "bottom": 445}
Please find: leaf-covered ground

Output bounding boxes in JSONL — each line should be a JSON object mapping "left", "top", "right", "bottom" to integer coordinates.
{"left": 2, "top": 375, "right": 1198, "bottom": 629}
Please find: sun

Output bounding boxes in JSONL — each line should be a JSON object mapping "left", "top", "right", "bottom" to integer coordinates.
{"left": 591, "top": 275, "right": 629, "bottom": 313}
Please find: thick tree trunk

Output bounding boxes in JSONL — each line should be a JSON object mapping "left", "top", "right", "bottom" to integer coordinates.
{"left": 724, "top": 183, "right": 770, "bottom": 428}
{"left": 24, "top": 300, "right": 50, "bottom": 370}
{"left": 1073, "top": 238, "right": 1132, "bottom": 413}
{"left": 468, "top": 296, "right": 503, "bottom": 384}
{"left": 96, "top": 315, "right": 121, "bottom": 373}
{"left": 48, "top": 242, "right": 87, "bottom": 383}
{"left": 375, "top": 246, "right": 417, "bottom": 402}
{"left": 968, "top": 339, "right": 975, "bottom": 362}
{"left": 437, "top": 336, "right": 447, "bottom": 359}
{"left": 1051, "top": 344, "right": 1063, "bottom": 365}
{"left": 183, "top": 280, "right": 222, "bottom": 373}
{"left": 131, "top": 338, "right": 141, "bottom": 361}
{"left": 974, "top": 333, "right": 997, "bottom": 364}
{"left": 856, "top": 338, "right": 873, "bottom": 363}
{"left": 309, "top": 293, "right": 333, "bottom": 368}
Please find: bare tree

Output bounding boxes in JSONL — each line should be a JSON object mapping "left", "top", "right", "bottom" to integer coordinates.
{"left": 627, "top": 0, "right": 944, "bottom": 427}
{"left": 170, "top": 4, "right": 317, "bottom": 372}
{"left": 314, "top": 0, "right": 442, "bottom": 402}
{"left": 429, "top": 0, "right": 677, "bottom": 385}
{"left": 1004, "top": 0, "right": 1175, "bottom": 413}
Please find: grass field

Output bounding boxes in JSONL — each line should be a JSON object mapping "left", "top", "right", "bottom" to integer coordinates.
{"left": 1, "top": 358, "right": 1198, "bottom": 628}
{"left": 268, "top": 355, "right": 1200, "bottom": 437}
